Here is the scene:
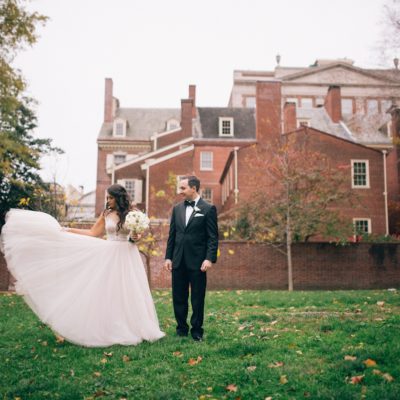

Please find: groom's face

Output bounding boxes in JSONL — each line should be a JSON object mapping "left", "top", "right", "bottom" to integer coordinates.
{"left": 179, "top": 179, "right": 197, "bottom": 200}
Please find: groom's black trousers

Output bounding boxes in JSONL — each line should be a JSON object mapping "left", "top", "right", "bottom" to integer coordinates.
{"left": 172, "top": 259, "right": 207, "bottom": 336}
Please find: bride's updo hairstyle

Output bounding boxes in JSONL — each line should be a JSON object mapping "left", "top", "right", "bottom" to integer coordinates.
{"left": 106, "top": 184, "right": 131, "bottom": 231}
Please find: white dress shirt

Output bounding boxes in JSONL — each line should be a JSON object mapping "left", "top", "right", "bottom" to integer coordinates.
{"left": 185, "top": 195, "right": 200, "bottom": 225}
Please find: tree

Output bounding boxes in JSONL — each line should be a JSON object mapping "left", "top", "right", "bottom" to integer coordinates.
{"left": 223, "top": 136, "right": 355, "bottom": 291}
{"left": 378, "top": 0, "right": 400, "bottom": 64}
{"left": 0, "top": 0, "right": 63, "bottom": 227}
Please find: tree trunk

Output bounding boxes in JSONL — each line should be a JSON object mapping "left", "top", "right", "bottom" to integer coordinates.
{"left": 286, "top": 213, "right": 293, "bottom": 291}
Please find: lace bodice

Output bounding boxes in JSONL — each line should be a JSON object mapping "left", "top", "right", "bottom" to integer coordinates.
{"left": 105, "top": 212, "right": 129, "bottom": 242}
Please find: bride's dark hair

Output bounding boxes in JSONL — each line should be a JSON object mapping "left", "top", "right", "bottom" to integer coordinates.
{"left": 105, "top": 184, "right": 131, "bottom": 231}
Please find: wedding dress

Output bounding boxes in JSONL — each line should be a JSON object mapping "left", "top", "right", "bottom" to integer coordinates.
{"left": 0, "top": 209, "right": 165, "bottom": 347}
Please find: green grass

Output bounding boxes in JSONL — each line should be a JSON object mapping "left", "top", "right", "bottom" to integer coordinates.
{"left": 1, "top": 289, "right": 400, "bottom": 399}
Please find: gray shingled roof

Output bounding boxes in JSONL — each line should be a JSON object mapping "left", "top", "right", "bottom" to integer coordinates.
{"left": 196, "top": 108, "right": 256, "bottom": 139}
{"left": 98, "top": 108, "right": 181, "bottom": 140}
{"left": 297, "top": 107, "right": 392, "bottom": 146}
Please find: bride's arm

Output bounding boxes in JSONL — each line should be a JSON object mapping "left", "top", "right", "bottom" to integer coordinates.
{"left": 64, "top": 215, "right": 105, "bottom": 238}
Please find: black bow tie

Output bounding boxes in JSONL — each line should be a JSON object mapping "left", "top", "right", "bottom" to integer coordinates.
{"left": 184, "top": 200, "right": 195, "bottom": 208}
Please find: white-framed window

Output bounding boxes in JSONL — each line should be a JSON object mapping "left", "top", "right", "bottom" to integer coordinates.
{"left": 245, "top": 97, "right": 256, "bottom": 108}
{"left": 219, "top": 117, "right": 234, "bottom": 137}
{"left": 353, "top": 218, "right": 371, "bottom": 235}
{"left": 200, "top": 151, "right": 213, "bottom": 171}
{"left": 300, "top": 98, "right": 313, "bottom": 108}
{"left": 117, "top": 179, "right": 143, "bottom": 204}
{"left": 202, "top": 188, "right": 213, "bottom": 203}
{"left": 341, "top": 99, "right": 353, "bottom": 115}
{"left": 113, "top": 118, "right": 126, "bottom": 137}
{"left": 366, "top": 99, "right": 379, "bottom": 115}
{"left": 114, "top": 154, "right": 126, "bottom": 165}
{"left": 351, "top": 160, "right": 370, "bottom": 188}
{"left": 297, "top": 119, "right": 310, "bottom": 128}
{"left": 166, "top": 118, "right": 180, "bottom": 131}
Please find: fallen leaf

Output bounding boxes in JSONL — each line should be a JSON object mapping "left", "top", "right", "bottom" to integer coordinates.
{"left": 268, "top": 361, "right": 284, "bottom": 368}
{"left": 296, "top": 350, "right": 303, "bottom": 355}
{"left": 377, "top": 301, "right": 385, "bottom": 307}
{"left": 372, "top": 369, "right": 382, "bottom": 376}
{"left": 226, "top": 384, "right": 238, "bottom": 392}
{"left": 188, "top": 356, "right": 203, "bottom": 366}
{"left": 41, "top": 341, "right": 48, "bottom": 346}
{"left": 270, "top": 320, "right": 278, "bottom": 325}
{"left": 382, "top": 373, "right": 395, "bottom": 382}
{"left": 363, "top": 358, "right": 377, "bottom": 367}
{"left": 265, "top": 397, "right": 273, "bottom": 400}
{"left": 93, "top": 372, "right": 102, "bottom": 377}
{"left": 94, "top": 390, "right": 106, "bottom": 398}
{"left": 103, "top": 352, "right": 113, "bottom": 357}
{"left": 228, "top": 249, "right": 235, "bottom": 255}
{"left": 344, "top": 355, "right": 357, "bottom": 361}
{"left": 55, "top": 335, "right": 65, "bottom": 344}
{"left": 100, "top": 358, "right": 107, "bottom": 364}
{"left": 247, "top": 365, "right": 257, "bottom": 372}
{"left": 173, "top": 351, "right": 183, "bottom": 357}
{"left": 280, "top": 375, "right": 288, "bottom": 384}
{"left": 349, "top": 375, "right": 364, "bottom": 385}
{"left": 122, "top": 355, "right": 131, "bottom": 362}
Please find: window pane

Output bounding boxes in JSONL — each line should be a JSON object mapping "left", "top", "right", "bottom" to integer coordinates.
{"left": 124, "top": 180, "right": 135, "bottom": 199}
{"left": 200, "top": 152, "right": 213, "bottom": 170}
{"left": 300, "top": 98, "right": 313, "bottom": 108}
{"left": 202, "top": 188, "right": 212, "bottom": 202}
{"left": 115, "top": 123, "right": 124, "bottom": 135}
{"left": 341, "top": 99, "right": 353, "bottom": 115}
{"left": 245, "top": 97, "right": 256, "bottom": 108}
{"left": 354, "top": 220, "right": 369, "bottom": 234}
{"left": 222, "top": 120, "right": 231, "bottom": 135}
{"left": 353, "top": 162, "right": 367, "bottom": 186}
{"left": 367, "top": 99, "right": 378, "bottom": 114}
{"left": 114, "top": 155, "right": 126, "bottom": 165}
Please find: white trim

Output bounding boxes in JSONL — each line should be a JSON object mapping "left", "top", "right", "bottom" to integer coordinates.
{"left": 141, "top": 145, "right": 194, "bottom": 169}
{"left": 351, "top": 160, "right": 370, "bottom": 189}
{"left": 353, "top": 218, "right": 372, "bottom": 234}
{"left": 382, "top": 150, "right": 389, "bottom": 236}
{"left": 219, "top": 117, "right": 234, "bottom": 137}
{"left": 114, "top": 137, "right": 193, "bottom": 171}
{"left": 200, "top": 151, "right": 213, "bottom": 171}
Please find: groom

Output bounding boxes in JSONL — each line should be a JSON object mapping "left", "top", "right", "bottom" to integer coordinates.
{"left": 164, "top": 175, "right": 218, "bottom": 341}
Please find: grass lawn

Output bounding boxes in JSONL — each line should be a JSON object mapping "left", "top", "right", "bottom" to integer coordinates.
{"left": 0, "top": 289, "right": 399, "bottom": 400}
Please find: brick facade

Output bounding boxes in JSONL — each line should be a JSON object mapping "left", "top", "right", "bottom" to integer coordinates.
{"left": 2, "top": 242, "right": 398, "bottom": 291}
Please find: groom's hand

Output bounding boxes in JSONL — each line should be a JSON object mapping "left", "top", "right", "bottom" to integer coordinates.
{"left": 164, "top": 259, "right": 173, "bottom": 272}
{"left": 201, "top": 260, "right": 212, "bottom": 272}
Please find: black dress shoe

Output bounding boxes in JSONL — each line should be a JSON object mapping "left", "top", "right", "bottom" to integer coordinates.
{"left": 192, "top": 334, "right": 203, "bottom": 342}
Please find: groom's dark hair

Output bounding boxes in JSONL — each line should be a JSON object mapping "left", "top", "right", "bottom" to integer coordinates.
{"left": 182, "top": 175, "right": 200, "bottom": 192}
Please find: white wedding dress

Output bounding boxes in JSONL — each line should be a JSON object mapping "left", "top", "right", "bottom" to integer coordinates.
{"left": 0, "top": 209, "right": 165, "bottom": 347}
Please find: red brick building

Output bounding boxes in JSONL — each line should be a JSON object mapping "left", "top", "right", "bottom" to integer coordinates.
{"left": 95, "top": 60, "right": 400, "bottom": 235}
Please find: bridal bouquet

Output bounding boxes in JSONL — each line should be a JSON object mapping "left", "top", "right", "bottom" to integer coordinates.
{"left": 125, "top": 209, "right": 150, "bottom": 239}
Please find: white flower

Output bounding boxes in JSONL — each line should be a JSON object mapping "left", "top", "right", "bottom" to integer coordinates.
{"left": 194, "top": 206, "right": 201, "bottom": 213}
{"left": 124, "top": 210, "right": 150, "bottom": 237}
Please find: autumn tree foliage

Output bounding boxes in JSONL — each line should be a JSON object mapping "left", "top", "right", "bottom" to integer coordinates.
{"left": 378, "top": 0, "right": 400, "bottom": 64}
{"left": 224, "top": 134, "right": 355, "bottom": 290}
{"left": 0, "top": 0, "right": 62, "bottom": 227}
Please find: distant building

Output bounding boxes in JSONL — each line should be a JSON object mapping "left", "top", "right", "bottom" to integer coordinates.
{"left": 65, "top": 185, "right": 95, "bottom": 221}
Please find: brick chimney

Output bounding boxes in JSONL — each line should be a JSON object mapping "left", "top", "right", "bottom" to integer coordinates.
{"left": 181, "top": 98, "right": 194, "bottom": 138}
{"left": 324, "top": 85, "right": 342, "bottom": 123}
{"left": 283, "top": 101, "right": 297, "bottom": 132}
{"left": 104, "top": 78, "right": 113, "bottom": 123}
{"left": 256, "top": 81, "right": 282, "bottom": 142}
{"left": 189, "top": 85, "right": 196, "bottom": 118}
{"left": 389, "top": 104, "right": 400, "bottom": 139}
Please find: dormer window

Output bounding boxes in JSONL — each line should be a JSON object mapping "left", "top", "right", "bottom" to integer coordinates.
{"left": 113, "top": 118, "right": 126, "bottom": 137}
{"left": 166, "top": 118, "right": 180, "bottom": 131}
{"left": 219, "top": 117, "right": 234, "bottom": 137}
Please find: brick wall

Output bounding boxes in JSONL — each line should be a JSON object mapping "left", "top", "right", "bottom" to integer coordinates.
{"left": 1, "top": 241, "right": 399, "bottom": 292}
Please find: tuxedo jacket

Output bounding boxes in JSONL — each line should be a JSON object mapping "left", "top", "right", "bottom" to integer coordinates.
{"left": 165, "top": 198, "right": 218, "bottom": 270}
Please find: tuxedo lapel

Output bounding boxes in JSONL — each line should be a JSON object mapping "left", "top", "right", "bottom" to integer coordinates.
{"left": 185, "top": 198, "right": 205, "bottom": 229}
{"left": 178, "top": 202, "right": 186, "bottom": 229}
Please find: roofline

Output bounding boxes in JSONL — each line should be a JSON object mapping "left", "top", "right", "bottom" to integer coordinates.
{"left": 150, "top": 127, "right": 181, "bottom": 140}
{"left": 114, "top": 136, "right": 193, "bottom": 171}
{"left": 284, "top": 126, "right": 388, "bottom": 154}
{"left": 141, "top": 145, "right": 194, "bottom": 169}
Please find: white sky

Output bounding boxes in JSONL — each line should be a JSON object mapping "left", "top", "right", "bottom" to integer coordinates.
{"left": 15, "top": 0, "right": 390, "bottom": 192}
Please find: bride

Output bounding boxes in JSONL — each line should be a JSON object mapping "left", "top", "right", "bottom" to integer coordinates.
{"left": 0, "top": 184, "right": 165, "bottom": 347}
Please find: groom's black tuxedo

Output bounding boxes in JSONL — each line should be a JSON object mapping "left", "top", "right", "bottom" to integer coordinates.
{"left": 165, "top": 197, "right": 218, "bottom": 338}
{"left": 165, "top": 198, "right": 218, "bottom": 270}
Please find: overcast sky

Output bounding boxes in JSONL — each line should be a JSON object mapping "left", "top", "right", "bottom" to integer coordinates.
{"left": 16, "top": 0, "right": 390, "bottom": 192}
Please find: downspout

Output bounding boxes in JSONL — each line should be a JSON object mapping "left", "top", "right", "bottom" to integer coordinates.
{"left": 382, "top": 150, "right": 389, "bottom": 236}
{"left": 111, "top": 164, "right": 115, "bottom": 184}
{"left": 145, "top": 162, "right": 150, "bottom": 214}
{"left": 234, "top": 146, "right": 239, "bottom": 204}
